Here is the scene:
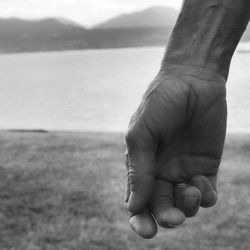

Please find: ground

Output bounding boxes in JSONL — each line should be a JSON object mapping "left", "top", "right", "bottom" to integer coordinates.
{"left": 0, "top": 131, "right": 249, "bottom": 250}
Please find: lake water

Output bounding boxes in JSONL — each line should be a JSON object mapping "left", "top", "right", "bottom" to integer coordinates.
{"left": 0, "top": 44, "right": 249, "bottom": 133}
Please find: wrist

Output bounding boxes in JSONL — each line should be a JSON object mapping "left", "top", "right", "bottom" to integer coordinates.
{"left": 159, "top": 64, "right": 226, "bottom": 85}
{"left": 161, "top": 0, "right": 250, "bottom": 81}
{"left": 161, "top": 53, "right": 229, "bottom": 82}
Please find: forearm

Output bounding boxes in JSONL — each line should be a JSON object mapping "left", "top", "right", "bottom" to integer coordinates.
{"left": 162, "top": 0, "right": 250, "bottom": 80}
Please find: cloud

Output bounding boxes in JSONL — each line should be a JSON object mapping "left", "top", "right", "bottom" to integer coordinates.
{"left": 0, "top": 0, "right": 182, "bottom": 26}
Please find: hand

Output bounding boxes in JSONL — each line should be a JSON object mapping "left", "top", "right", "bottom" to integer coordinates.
{"left": 125, "top": 65, "right": 227, "bottom": 238}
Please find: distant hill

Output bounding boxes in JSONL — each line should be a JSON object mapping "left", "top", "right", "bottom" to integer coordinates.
{"left": 0, "top": 18, "right": 87, "bottom": 53}
{"left": 96, "top": 6, "right": 178, "bottom": 29}
{"left": 0, "top": 18, "right": 84, "bottom": 34}
{"left": 0, "top": 24, "right": 173, "bottom": 53}
{"left": 0, "top": 6, "right": 249, "bottom": 53}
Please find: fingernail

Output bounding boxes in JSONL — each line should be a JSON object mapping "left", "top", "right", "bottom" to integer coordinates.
{"left": 183, "top": 197, "right": 198, "bottom": 208}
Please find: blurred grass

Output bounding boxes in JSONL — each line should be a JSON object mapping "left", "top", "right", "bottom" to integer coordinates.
{"left": 0, "top": 131, "right": 249, "bottom": 250}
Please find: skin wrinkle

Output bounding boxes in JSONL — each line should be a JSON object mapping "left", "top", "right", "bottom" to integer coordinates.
{"left": 181, "top": 74, "right": 224, "bottom": 83}
{"left": 161, "top": 74, "right": 224, "bottom": 145}
{"left": 191, "top": 96, "right": 227, "bottom": 137}
{"left": 156, "top": 89, "right": 190, "bottom": 150}
{"left": 158, "top": 85, "right": 189, "bottom": 142}
{"left": 136, "top": 75, "right": 226, "bottom": 183}
{"left": 183, "top": 83, "right": 198, "bottom": 125}
{"left": 127, "top": 114, "right": 158, "bottom": 152}
{"left": 154, "top": 93, "right": 226, "bottom": 182}
{"left": 132, "top": 74, "right": 191, "bottom": 146}
{"left": 157, "top": 133, "right": 223, "bottom": 161}
{"left": 129, "top": 76, "right": 162, "bottom": 127}
{"left": 168, "top": 98, "right": 191, "bottom": 146}
{"left": 141, "top": 117, "right": 158, "bottom": 145}
{"left": 161, "top": 64, "right": 226, "bottom": 83}
{"left": 156, "top": 161, "right": 190, "bottom": 183}
{"left": 155, "top": 154, "right": 219, "bottom": 183}
{"left": 126, "top": 131, "right": 154, "bottom": 154}
{"left": 128, "top": 167, "right": 154, "bottom": 188}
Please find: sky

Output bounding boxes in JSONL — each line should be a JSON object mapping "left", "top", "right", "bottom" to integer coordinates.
{"left": 0, "top": 0, "right": 183, "bottom": 27}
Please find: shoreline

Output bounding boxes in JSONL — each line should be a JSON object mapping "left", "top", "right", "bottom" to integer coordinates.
{"left": 0, "top": 41, "right": 249, "bottom": 56}
{"left": 4, "top": 128, "right": 250, "bottom": 134}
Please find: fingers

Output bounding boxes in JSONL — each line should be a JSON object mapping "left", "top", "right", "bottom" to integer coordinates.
{"left": 191, "top": 175, "right": 218, "bottom": 208}
{"left": 125, "top": 150, "right": 155, "bottom": 213}
{"left": 175, "top": 184, "right": 202, "bottom": 217}
{"left": 149, "top": 179, "right": 185, "bottom": 228}
{"left": 125, "top": 128, "right": 158, "bottom": 239}
{"left": 125, "top": 130, "right": 156, "bottom": 214}
{"left": 125, "top": 158, "right": 157, "bottom": 239}
{"left": 124, "top": 152, "right": 131, "bottom": 205}
{"left": 129, "top": 211, "right": 157, "bottom": 239}
{"left": 174, "top": 175, "right": 218, "bottom": 217}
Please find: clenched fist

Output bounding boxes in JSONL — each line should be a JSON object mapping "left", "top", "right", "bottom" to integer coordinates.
{"left": 125, "top": 65, "right": 227, "bottom": 238}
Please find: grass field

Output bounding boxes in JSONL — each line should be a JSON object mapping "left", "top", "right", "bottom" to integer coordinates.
{"left": 0, "top": 131, "right": 250, "bottom": 250}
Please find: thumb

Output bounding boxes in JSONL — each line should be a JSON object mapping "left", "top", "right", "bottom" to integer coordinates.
{"left": 125, "top": 128, "right": 156, "bottom": 214}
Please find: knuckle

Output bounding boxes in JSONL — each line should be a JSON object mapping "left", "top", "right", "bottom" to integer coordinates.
{"left": 124, "top": 152, "right": 129, "bottom": 170}
{"left": 125, "top": 129, "right": 144, "bottom": 152}
{"left": 128, "top": 170, "right": 137, "bottom": 184}
{"left": 125, "top": 129, "right": 138, "bottom": 146}
{"left": 127, "top": 170, "right": 140, "bottom": 192}
{"left": 124, "top": 202, "right": 128, "bottom": 211}
{"left": 126, "top": 126, "right": 152, "bottom": 151}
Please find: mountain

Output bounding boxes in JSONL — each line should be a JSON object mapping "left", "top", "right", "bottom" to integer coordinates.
{"left": 0, "top": 6, "right": 249, "bottom": 53}
{"left": 0, "top": 18, "right": 84, "bottom": 34}
{"left": 97, "top": 6, "right": 178, "bottom": 29}
{"left": 0, "top": 18, "right": 87, "bottom": 53}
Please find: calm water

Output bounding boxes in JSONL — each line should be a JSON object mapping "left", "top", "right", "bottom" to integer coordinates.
{"left": 0, "top": 44, "right": 249, "bottom": 133}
